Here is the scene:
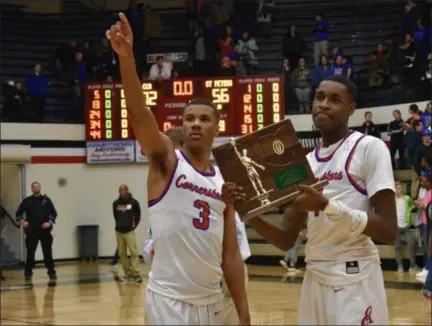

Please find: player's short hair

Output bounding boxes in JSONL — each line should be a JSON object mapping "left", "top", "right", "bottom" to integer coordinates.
{"left": 156, "top": 55, "right": 164, "bottom": 61}
{"left": 322, "top": 75, "right": 358, "bottom": 103}
{"left": 365, "top": 111, "right": 372, "bottom": 117}
{"left": 165, "top": 126, "right": 184, "bottom": 146}
{"left": 395, "top": 181, "right": 402, "bottom": 187}
{"left": 183, "top": 98, "right": 220, "bottom": 123}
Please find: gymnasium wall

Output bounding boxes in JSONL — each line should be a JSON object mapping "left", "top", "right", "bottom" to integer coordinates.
{"left": 25, "top": 162, "right": 150, "bottom": 261}
{"left": 1, "top": 100, "right": 429, "bottom": 261}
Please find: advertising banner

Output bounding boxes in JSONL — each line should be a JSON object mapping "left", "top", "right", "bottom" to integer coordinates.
{"left": 86, "top": 141, "right": 135, "bottom": 164}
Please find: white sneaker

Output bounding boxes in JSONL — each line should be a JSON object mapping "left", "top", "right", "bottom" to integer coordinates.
{"left": 417, "top": 269, "right": 428, "bottom": 277}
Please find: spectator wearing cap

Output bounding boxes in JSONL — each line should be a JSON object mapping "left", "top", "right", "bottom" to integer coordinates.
{"left": 414, "top": 129, "right": 432, "bottom": 178}
{"left": 149, "top": 56, "right": 171, "bottom": 81}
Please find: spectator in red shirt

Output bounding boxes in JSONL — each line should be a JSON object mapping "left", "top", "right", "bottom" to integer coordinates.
{"left": 218, "top": 36, "right": 234, "bottom": 60}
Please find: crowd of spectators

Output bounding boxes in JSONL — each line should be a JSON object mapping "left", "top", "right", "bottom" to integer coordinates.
{"left": 0, "top": 0, "right": 430, "bottom": 122}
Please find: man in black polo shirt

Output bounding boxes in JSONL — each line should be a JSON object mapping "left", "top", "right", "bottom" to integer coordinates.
{"left": 16, "top": 181, "right": 58, "bottom": 281}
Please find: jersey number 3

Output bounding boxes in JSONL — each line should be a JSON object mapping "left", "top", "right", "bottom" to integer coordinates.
{"left": 193, "top": 199, "right": 210, "bottom": 231}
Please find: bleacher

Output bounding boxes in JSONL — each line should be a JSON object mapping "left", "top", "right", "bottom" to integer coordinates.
{"left": 0, "top": 3, "right": 191, "bottom": 121}
{"left": 257, "top": 0, "right": 403, "bottom": 75}
{"left": 2, "top": 0, "right": 428, "bottom": 122}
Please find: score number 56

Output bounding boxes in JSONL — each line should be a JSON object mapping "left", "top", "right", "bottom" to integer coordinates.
{"left": 212, "top": 88, "right": 229, "bottom": 104}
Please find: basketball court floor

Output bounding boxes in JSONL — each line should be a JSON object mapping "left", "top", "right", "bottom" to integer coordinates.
{"left": 0, "top": 262, "right": 430, "bottom": 325}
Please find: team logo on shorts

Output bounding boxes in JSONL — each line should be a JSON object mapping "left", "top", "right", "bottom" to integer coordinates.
{"left": 361, "top": 306, "right": 373, "bottom": 325}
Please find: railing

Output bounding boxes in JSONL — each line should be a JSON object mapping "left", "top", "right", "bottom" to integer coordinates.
{"left": 2, "top": 206, "right": 19, "bottom": 228}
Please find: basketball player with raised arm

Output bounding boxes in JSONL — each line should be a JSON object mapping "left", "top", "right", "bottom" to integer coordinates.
{"left": 223, "top": 75, "right": 397, "bottom": 325}
{"left": 106, "top": 13, "right": 250, "bottom": 326}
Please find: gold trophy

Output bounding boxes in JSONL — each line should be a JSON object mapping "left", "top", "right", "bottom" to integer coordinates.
{"left": 230, "top": 137, "right": 273, "bottom": 206}
{"left": 212, "top": 119, "right": 328, "bottom": 221}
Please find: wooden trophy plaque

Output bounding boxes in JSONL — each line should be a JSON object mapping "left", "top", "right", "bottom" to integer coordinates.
{"left": 212, "top": 119, "right": 328, "bottom": 221}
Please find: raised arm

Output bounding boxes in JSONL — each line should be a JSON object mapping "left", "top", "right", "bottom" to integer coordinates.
{"left": 106, "top": 13, "right": 174, "bottom": 168}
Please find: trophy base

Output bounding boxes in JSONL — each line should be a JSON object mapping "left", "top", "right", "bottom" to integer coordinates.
{"left": 243, "top": 180, "right": 329, "bottom": 222}
{"left": 250, "top": 190, "right": 274, "bottom": 206}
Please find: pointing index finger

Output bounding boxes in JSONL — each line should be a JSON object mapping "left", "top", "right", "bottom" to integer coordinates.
{"left": 118, "top": 12, "right": 132, "bottom": 32}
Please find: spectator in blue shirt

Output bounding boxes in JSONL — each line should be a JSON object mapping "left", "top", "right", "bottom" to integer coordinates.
{"left": 421, "top": 102, "right": 432, "bottom": 130}
{"left": 329, "top": 55, "right": 347, "bottom": 77}
{"left": 312, "top": 55, "right": 332, "bottom": 86}
{"left": 413, "top": 18, "right": 430, "bottom": 58}
{"left": 313, "top": 12, "right": 329, "bottom": 67}
{"left": 26, "top": 63, "right": 48, "bottom": 123}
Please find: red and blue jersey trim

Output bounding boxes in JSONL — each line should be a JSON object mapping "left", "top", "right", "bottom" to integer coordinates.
{"left": 314, "top": 131, "right": 355, "bottom": 163}
{"left": 148, "top": 157, "right": 179, "bottom": 207}
{"left": 344, "top": 135, "right": 368, "bottom": 196}
{"left": 180, "top": 150, "right": 216, "bottom": 177}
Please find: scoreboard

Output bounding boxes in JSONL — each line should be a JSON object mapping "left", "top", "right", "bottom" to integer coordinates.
{"left": 85, "top": 75, "right": 284, "bottom": 163}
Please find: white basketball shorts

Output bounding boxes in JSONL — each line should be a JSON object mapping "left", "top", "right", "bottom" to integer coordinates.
{"left": 145, "top": 288, "right": 224, "bottom": 325}
{"left": 298, "top": 264, "right": 389, "bottom": 325}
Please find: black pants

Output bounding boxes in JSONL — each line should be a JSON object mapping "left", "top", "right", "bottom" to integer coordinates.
{"left": 112, "top": 248, "right": 119, "bottom": 264}
{"left": 29, "top": 95, "right": 46, "bottom": 123}
{"left": 390, "top": 138, "right": 406, "bottom": 169}
{"left": 25, "top": 230, "right": 55, "bottom": 276}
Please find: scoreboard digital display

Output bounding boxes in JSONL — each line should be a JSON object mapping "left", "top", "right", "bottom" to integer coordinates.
{"left": 85, "top": 75, "right": 284, "bottom": 141}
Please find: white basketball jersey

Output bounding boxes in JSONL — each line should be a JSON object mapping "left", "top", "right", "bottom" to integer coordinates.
{"left": 305, "top": 131, "right": 395, "bottom": 285}
{"left": 147, "top": 150, "right": 225, "bottom": 305}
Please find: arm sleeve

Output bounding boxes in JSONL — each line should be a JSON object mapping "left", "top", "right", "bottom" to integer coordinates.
{"left": 47, "top": 198, "right": 58, "bottom": 222}
{"left": 134, "top": 200, "right": 141, "bottom": 226}
{"left": 15, "top": 200, "right": 26, "bottom": 220}
{"left": 112, "top": 201, "right": 117, "bottom": 220}
{"left": 360, "top": 137, "right": 395, "bottom": 198}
